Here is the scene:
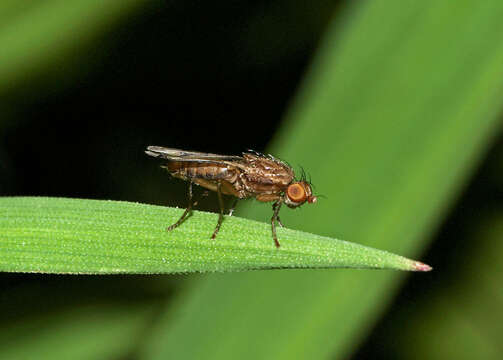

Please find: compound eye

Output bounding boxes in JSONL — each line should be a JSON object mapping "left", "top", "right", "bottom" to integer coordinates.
{"left": 286, "top": 183, "right": 307, "bottom": 204}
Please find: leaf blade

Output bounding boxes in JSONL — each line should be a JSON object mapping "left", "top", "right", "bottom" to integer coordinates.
{"left": 0, "top": 197, "right": 427, "bottom": 274}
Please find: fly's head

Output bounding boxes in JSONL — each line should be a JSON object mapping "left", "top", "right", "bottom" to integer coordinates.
{"left": 284, "top": 181, "right": 317, "bottom": 208}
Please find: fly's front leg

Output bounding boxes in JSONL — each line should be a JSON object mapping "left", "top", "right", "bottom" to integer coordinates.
{"left": 167, "top": 180, "right": 194, "bottom": 231}
{"left": 271, "top": 200, "right": 283, "bottom": 248}
{"left": 272, "top": 202, "right": 285, "bottom": 227}
{"left": 211, "top": 181, "right": 225, "bottom": 239}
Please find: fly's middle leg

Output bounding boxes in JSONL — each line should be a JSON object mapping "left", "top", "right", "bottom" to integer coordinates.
{"left": 271, "top": 200, "right": 283, "bottom": 248}
{"left": 211, "top": 181, "right": 225, "bottom": 239}
{"left": 167, "top": 180, "right": 194, "bottom": 231}
{"left": 228, "top": 198, "right": 238, "bottom": 216}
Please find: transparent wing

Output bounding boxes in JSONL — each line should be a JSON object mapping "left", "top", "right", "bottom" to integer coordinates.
{"left": 145, "top": 146, "right": 243, "bottom": 163}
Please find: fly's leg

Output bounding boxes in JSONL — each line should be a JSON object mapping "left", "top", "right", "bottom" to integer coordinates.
{"left": 271, "top": 200, "right": 283, "bottom": 248}
{"left": 167, "top": 180, "right": 194, "bottom": 231}
{"left": 228, "top": 198, "right": 238, "bottom": 216}
{"left": 211, "top": 181, "right": 225, "bottom": 239}
{"left": 272, "top": 202, "right": 285, "bottom": 228}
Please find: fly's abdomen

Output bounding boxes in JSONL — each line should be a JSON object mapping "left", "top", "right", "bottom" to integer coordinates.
{"left": 166, "top": 161, "right": 237, "bottom": 182}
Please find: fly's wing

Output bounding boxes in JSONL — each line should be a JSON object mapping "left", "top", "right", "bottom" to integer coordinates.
{"left": 145, "top": 146, "right": 243, "bottom": 163}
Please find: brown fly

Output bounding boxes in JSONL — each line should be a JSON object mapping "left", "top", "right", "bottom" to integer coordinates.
{"left": 145, "top": 146, "right": 317, "bottom": 247}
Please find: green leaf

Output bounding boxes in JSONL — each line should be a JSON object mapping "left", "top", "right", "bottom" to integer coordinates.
{"left": 0, "top": 197, "right": 429, "bottom": 274}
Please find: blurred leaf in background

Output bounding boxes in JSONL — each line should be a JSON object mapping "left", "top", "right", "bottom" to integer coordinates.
{"left": 0, "top": 0, "right": 148, "bottom": 96}
{"left": 1, "top": 0, "right": 503, "bottom": 359}
{"left": 397, "top": 214, "right": 503, "bottom": 360}
{"left": 142, "top": 0, "right": 503, "bottom": 359}
{"left": 356, "top": 139, "right": 503, "bottom": 359}
{"left": 0, "top": 303, "right": 158, "bottom": 360}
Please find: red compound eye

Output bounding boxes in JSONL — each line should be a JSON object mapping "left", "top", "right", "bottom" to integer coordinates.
{"left": 286, "top": 183, "right": 307, "bottom": 203}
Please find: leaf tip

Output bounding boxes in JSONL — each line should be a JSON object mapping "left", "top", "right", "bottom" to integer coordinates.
{"left": 412, "top": 261, "right": 432, "bottom": 272}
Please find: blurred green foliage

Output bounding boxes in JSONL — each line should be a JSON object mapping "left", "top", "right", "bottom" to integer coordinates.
{"left": 0, "top": 303, "right": 158, "bottom": 360}
{"left": 141, "top": 1, "right": 503, "bottom": 359}
{"left": 0, "top": 0, "right": 147, "bottom": 96}
{"left": 394, "top": 214, "right": 503, "bottom": 360}
{"left": 1, "top": 0, "right": 502, "bottom": 359}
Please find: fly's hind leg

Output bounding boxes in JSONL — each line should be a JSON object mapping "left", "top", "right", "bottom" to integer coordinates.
{"left": 271, "top": 200, "right": 283, "bottom": 248}
{"left": 211, "top": 181, "right": 225, "bottom": 239}
{"left": 167, "top": 180, "right": 195, "bottom": 231}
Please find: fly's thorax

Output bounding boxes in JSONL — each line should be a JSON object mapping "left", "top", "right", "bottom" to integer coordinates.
{"left": 240, "top": 154, "right": 295, "bottom": 193}
{"left": 284, "top": 181, "right": 317, "bottom": 208}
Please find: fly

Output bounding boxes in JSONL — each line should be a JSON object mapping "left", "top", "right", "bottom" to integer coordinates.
{"left": 145, "top": 146, "right": 317, "bottom": 247}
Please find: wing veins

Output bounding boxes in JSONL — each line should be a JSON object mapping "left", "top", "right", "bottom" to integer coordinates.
{"left": 146, "top": 146, "right": 243, "bottom": 162}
